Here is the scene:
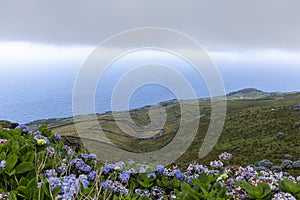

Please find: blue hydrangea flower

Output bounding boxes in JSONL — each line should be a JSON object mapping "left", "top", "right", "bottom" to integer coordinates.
{"left": 57, "top": 166, "right": 67, "bottom": 174}
{"left": 54, "top": 134, "right": 62, "bottom": 141}
{"left": 156, "top": 165, "right": 165, "bottom": 175}
{"left": 15, "top": 124, "right": 28, "bottom": 132}
{"left": 47, "top": 177, "right": 62, "bottom": 190}
{"left": 218, "top": 152, "right": 232, "bottom": 160}
{"left": 81, "top": 153, "right": 89, "bottom": 160}
{"left": 34, "top": 135, "right": 50, "bottom": 144}
{"left": 119, "top": 171, "right": 130, "bottom": 183}
{"left": 78, "top": 174, "right": 89, "bottom": 189}
{"left": 147, "top": 172, "right": 156, "bottom": 179}
{"left": 45, "top": 146, "right": 55, "bottom": 158}
{"left": 78, "top": 164, "right": 91, "bottom": 173}
{"left": 44, "top": 169, "right": 57, "bottom": 178}
{"left": 103, "top": 164, "right": 115, "bottom": 174}
{"left": 174, "top": 169, "right": 184, "bottom": 181}
{"left": 128, "top": 160, "right": 134, "bottom": 166}
{"left": 87, "top": 171, "right": 97, "bottom": 181}
{"left": 101, "top": 180, "right": 113, "bottom": 190}
{"left": 62, "top": 145, "right": 73, "bottom": 157}
{"left": 111, "top": 181, "right": 128, "bottom": 196}
{"left": 138, "top": 164, "right": 148, "bottom": 173}
{"left": 0, "top": 160, "right": 6, "bottom": 170}
{"left": 71, "top": 158, "right": 84, "bottom": 167}
{"left": 114, "top": 162, "right": 125, "bottom": 170}
{"left": 100, "top": 180, "right": 128, "bottom": 196}
{"left": 88, "top": 153, "right": 97, "bottom": 160}
{"left": 210, "top": 160, "right": 224, "bottom": 169}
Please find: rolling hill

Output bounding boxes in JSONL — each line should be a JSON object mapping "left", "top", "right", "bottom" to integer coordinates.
{"left": 23, "top": 89, "right": 300, "bottom": 174}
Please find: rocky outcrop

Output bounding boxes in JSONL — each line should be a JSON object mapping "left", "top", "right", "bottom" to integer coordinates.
{"left": 0, "top": 120, "right": 18, "bottom": 129}
{"left": 294, "top": 103, "right": 300, "bottom": 111}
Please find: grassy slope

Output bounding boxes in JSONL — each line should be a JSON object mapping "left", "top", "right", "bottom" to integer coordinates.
{"left": 29, "top": 92, "right": 300, "bottom": 174}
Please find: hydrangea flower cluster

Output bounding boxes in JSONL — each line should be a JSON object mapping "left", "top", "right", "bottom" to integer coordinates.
{"left": 101, "top": 180, "right": 128, "bottom": 196}
{"left": 48, "top": 174, "right": 89, "bottom": 199}
{"left": 15, "top": 124, "right": 28, "bottom": 132}
{"left": 45, "top": 146, "right": 55, "bottom": 158}
{"left": 34, "top": 133, "right": 50, "bottom": 145}
{"left": 2, "top": 124, "right": 300, "bottom": 200}
{"left": 219, "top": 152, "right": 233, "bottom": 160}
{"left": 210, "top": 160, "right": 224, "bottom": 168}
{"left": 0, "top": 160, "right": 6, "bottom": 170}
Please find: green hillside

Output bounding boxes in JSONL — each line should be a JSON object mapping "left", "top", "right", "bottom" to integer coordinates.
{"left": 26, "top": 90, "right": 300, "bottom": 175}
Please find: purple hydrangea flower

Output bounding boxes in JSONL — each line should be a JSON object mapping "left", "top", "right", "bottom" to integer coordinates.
{"left": 78, "top": 174, "right": 89, "bottom": 189}
{"left": 114, "top": 162, "right": 125, "bottom": 170}
{"left": 147, "top": 172, "right": 156, "bottom": 179}
{"left": 0, "top": 160, "right": 6, "bottom": 170}
{"left": 58, "top": 166, "right": 67, "bottom": 174}
{"left": 128, "top": 160, "right": 134, "bottom": 166}
{"left": 210, "top": 160, "right": 224, "bottom": 168}
{"left": 15, "top": 124, "right": 28, "bottom": 132}
{"left": 103, "top": 164, "right": 115, "bottom": 175}
{"left": 44, "top": 169, "right": 57, "bottom": 178}
{"left": 47, "top": 177, "right": 62, "bottom": 190}
{"left": 174, "top": 169, "right": 184, "bottom": 181}
{"left": 88, "top": 153, "right": 97, "bottom": 160}
{"left": 78, "top": 164, "right": 91, "bottom": 173}
{"left": 119, "top": 171, "right": 130, "bottom": 183}
{"left": 45, "top": 146, "right": 55, "bottom": 158}
{"left": 87, "top": 171, "right": 97, "bottom": 181}
{"left": 81, "top": 153, "right": 89, "bottom": 160}
{"left": 219, "top": 152, "right": 233, "bottom": 161}
{"left": 54, "top": 134, "right": 62, "bottom": 141}
{"left": 62, "top": 145, "right": 73, "bottom": 157}
{"left": 156, "top": 165, "right": 165, "bottom": 175}
{"left": 101, "top": 180, "right": 128, "bottom": 196}
{"left": 0, "top": 139, "right": 8, "bottom": 144}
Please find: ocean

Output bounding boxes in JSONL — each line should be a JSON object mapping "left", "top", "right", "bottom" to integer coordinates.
{"left": 1, "top": 52, "right": 300, "bottom": 124}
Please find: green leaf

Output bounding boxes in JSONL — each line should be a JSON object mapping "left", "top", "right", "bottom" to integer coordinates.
{"left": 5, "top": 169, "right": 16, "bottom": 176}
{"left": 5, "top": 153, "right": 18, "bottom": 172}
{"left": 16, "top": 186, "right": 27, "bottom": 194}
{"left": 41, "top": 181, "right": 50, "bottom": 197}
{"left": 8, "top": 191, "right": 17, "bottom": 200}
{"left": 15, "top": 162, "right": 34, "bottom": 174}
{"left": 27, "top": 178, "right": 37, "bottom": 190}
{"left": 0, "top": 152, "right": 6, "bottom": 160}
{"left": 279, "top": 178, "right": 300, "bottom": 194}
{"left": 19, "top": 177, "right": 29, "bottom": 186}
{"left": 82, "top": 187, "right": 92, "bottom": 196}
{"left": 10, "top": 140, "right": 20, "bottom": 153}
{"left": 52, "top": 185, "right": 62, "bottom": 197}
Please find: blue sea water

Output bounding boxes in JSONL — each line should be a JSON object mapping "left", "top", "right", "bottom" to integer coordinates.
{"left": 1, "top": 51, "right": 300, "bottom": 124}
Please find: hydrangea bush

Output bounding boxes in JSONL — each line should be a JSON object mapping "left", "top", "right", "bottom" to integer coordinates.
{"left": 0, "top": 124, "right": 300, "bottom": 199}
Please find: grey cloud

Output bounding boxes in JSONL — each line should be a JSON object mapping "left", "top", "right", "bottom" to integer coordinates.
{"left": 0, "top": 0, "right": 299, "bottom": 51}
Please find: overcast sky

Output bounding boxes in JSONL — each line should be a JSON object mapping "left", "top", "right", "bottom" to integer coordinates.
{"left": 0, "top": 0, "right": 299, "bottom": 67}
{"left": 0, "top": 0, "right": 299, "bottom": 49}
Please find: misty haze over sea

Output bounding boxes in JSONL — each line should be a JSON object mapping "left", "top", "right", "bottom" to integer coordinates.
{"left": 1, "top": 49, "right": 300, "bottom": 124}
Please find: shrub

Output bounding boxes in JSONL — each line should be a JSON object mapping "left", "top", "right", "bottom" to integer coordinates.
{"left": 257, "top": 159, "right": 273, "bottom": 168}
{"left": 292, "top": 160, "right": 300, "bottom": 169}
{"left": 271, "top": 165, "right": 283, "bottom": 172}
{"left": 285, "top": 154, "right": 293, "bottom": 159}
{"left": 276, "top": 132, "right": 285, "bottom": 139}
{"left": 281, "top": 160, "right": 294, "bottom": 169}
{"left": 294, "top": 122, "right": 300, "bottom": 129}
{"left": 1, "top": 125, "right": 300, "bottom": 199}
